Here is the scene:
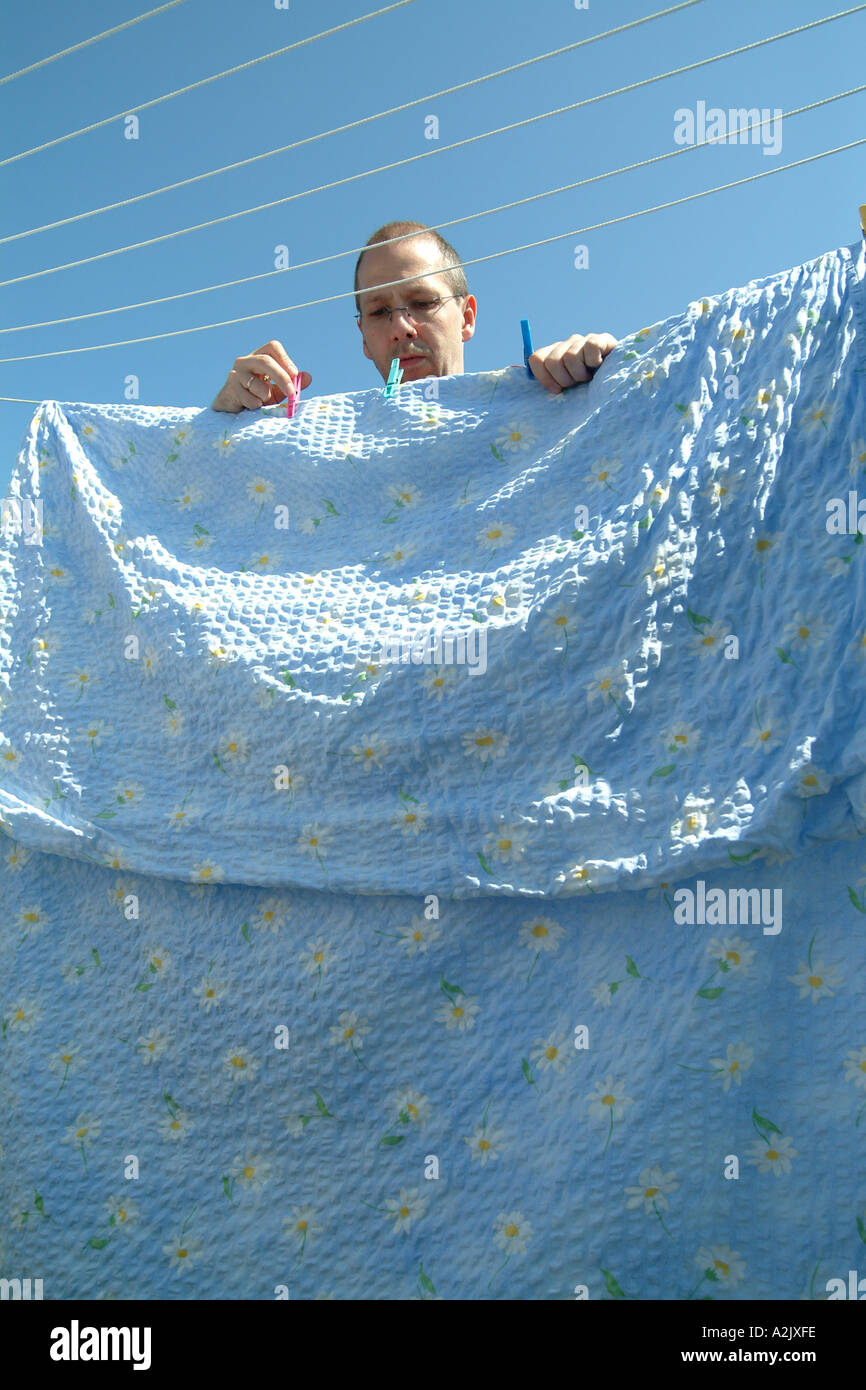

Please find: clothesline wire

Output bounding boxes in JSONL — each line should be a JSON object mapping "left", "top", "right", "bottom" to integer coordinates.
{"left": 1, "top": 0, "right": 706, "bottom": 246}
{"left": 4, "top": 6, "right": 862, "bottom": 293}
{"left": 0, "top": 134, "right": 862, "bottom": 366}
{"left": 0, "top": 1, "right": 188, "bottom": 87}
{"left": 0, "top": 0, "right": 417, "bottom": 169}
{"left": 3, "top": 84, "right": 862, "bottom": 337}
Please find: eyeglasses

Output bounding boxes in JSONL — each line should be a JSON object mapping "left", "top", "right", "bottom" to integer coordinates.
{"left": 355, "top": 294, "right": 463, "bottom": 327}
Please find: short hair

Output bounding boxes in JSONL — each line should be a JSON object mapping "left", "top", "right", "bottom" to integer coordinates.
{"left": 353, "top": 220, "right": 468, "bottom": 314}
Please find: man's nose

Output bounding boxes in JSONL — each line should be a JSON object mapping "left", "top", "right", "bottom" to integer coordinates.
{"left": 389, "top": 308, "right": 418, "bottom": 334}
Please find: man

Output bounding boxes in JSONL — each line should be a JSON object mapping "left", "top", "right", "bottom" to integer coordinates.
{"left": 211, "top": 220, "right": 618, "bottom": 411}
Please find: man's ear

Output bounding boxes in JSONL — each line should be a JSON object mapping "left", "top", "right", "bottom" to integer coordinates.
{"left": 357, "top": 318, "right": 373, "bottom": 362}
{"left": 461, "top": 294, "right": 478, "bottom": 344}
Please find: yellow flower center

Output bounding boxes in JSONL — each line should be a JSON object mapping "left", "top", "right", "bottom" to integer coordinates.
{"left": 803, "top": 774, "right": 818, "bottom": 787}
{"left": 170, "top": 1120, "right": 180, "bottom": 1131}
{"left": 263, "top": 910, "right": 274, "bottom": 923}
{"left": 531, "top": 923, "right": 548, "bottom": 937}
{"left": 601, "top": 1094, "right": 615, "bottom": 1106}
{"left": 644, "top": 1187, "right": 658, "bottom": 1198}
{"left": 400, "top": 1206, "right": 410, "bottom": 1218}
{"left": 599, "top": 678, "right": 611, "bottom": 690}
{"left": 407, "top": 1103, "right": 418, "bottom": 1118}
{"left": 205, "top": 988, "right": 214, "bottom": 998}
{"left": 555, "top": 615, "right": 567, "bottom": 627}
{"left": 766, "top": 1149, "right": 779, "bottom": 1161}
{"left": 227, "top": 741, "right": 238, "bottom": 753}
{"left": 487, "top": 529, "right": 502, "bottom": 541}
{"left": 61, "top": 1053, "right": 73, "bottom": 1064}
{"left": 598, "top": 470, "right": 608, "bottom": 482}
{"left": 498, "top": 838, "right": 512, "bottom": 851}
{"left": 504, "top": 1223, "right": 519, "bottom": 1238}
{"left": 701, "top": 635, "right": 715, "bottom": 647}
{"left": 726, "top": 950, "right": 740, "bottom": 965}
{"left": 405, "top": 813, "right": 417, "bottom": 824}
{"left": 433, "top": 676, "right": 444, "bottom": 688}
{"left": 413, "top": 929, "right": 423, "bottom": 942}
{"left": 808, "top": 975, "right": 822, "bottom": 988}
{"left": 230, "top": 1056, "right": 246, "bottom": 1069}
{"left": 297, "top": 1219, "right": 307, "bottom": 1232}
{"left": 177, "top": 1248, "right": 188, "bottom": 1259}
{"left": 344, "top": 1027, "right": 355, "bottom": 1039}
{"left": 479, "top": 1138, "right": 491, "bottom": 1151}
{"left": 476, "top": 736, "right": 493, "bottom": 747}
{"left": 313, "top": 951, "right": 324, "bottom": 963}
{"left": 714, "top": 1259, "right": 729, "bottom": 1276}
{"left": 364, "top": 747, "right": 373, "bottom": 758}
{"left": 242, "top": 1166, "right": 255, "bottom": 1179}
{"left": 730, "top": 1060, "right": 739, "bottom": 1072}
{"left": 117, "top": 1209, "right": 127, "bottom": 1223}
{"left": 452, "top": 1007, "right": 464, "bottom": 1019}
{"left": 152, "top": 956, "right": 162, "bottom": 969}
{"left": 674, "top": 734, "right": 687, "bottom": 744}
{"left": 14, "top": 1009, "right": 25, "bottom": 1020}
{"left": 309, "top": 837, "right": 318, "bottom": 847}
{"left": 23, "top": 911, "right": 38, "bottom": 922}
{"left": 759, "top": 729, "right": 771, "bottom": 741}
{"left": 755, "top": 538, "right": 771, "bottom": 552}
{"left": 545, "top": 1046, "right": 558, "bottom": 1060}
{"left": 76, "top": 1127, "right": 88, "bottom": 1138}
{"left": 798, "top": 626, "right": 809, "bottom": 640}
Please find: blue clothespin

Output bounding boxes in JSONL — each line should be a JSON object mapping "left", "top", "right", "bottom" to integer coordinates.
{"left": 383, "top": 357, "right": 404, "bottom": 398}
{"left": 521, "top": 319, "right": 534, "bottom": 378}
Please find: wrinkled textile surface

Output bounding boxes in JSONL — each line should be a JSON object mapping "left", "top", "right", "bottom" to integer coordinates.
{"left": 1, "top": 239, "right": 865, "bottom": 1300}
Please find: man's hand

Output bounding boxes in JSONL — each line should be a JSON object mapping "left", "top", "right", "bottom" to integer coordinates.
{"left": 211, "top": 339, "right": 311, "bottom": 412}
{"left": 528, "top": 333, "right": 618, "bottom": 393}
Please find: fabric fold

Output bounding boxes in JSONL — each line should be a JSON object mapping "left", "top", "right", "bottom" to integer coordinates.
{"left": 1, "top": 239, "right": 865, "bottom": 899}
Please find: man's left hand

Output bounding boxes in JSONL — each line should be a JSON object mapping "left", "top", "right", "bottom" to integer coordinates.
{"left": 528, "top": 333, "right": 618, "bottom": 392}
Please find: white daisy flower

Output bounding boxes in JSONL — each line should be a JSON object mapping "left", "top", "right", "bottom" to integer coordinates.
{"left": 466, "top": 1123, "right": 508, "bottom": 1165}
{"left": 530, "top": 1034, "right": 573, "bottom": 1073}
{"left": 384, "top": 1188, "right": 426, "bottom": 1235}
{"left": 461, "top": 729, "right": 509, "bottom": 764}
{"left": 788, "top": 959, "right": 843, "bottom": 1002}
{"left": 708, "top": 1042, "right": 754, "bottom": 1092}
{"left": 493, "top": 1211, "right": 532, "bottom": 1257}
{"left": 624, "top": 1166, "right": 679, "bottom": 1214}
{"left": 328, "top": 1010, "right": 371, "bottom": 1051}
{"left": 747, "top": 1133, "right": 798, "bottom": 1175}
{"left": 518, "top": 916, "right": 564, "bottom": 952}
{"left": 695, "top": 1244, "right": 745, "bottom": 1288}
{"left": 476, "top": 519, "right": 515, "bottom": 551}
{"left": 483, "top": 821, "right": 528, "bottom": 864}
{"left": 435, "top": 995, "right": 480, "bottom": 1032}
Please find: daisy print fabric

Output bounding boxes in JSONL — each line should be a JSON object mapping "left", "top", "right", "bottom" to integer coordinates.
{"left": 1, "top": 237, "right": 866, "bottom": 1299}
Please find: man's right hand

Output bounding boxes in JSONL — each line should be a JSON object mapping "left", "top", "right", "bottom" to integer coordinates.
{"left": 210, "top": 340, "right": 311, "bottom": 412}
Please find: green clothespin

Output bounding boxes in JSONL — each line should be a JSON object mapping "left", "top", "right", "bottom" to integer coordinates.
{"left": 383, "top": 357, "right": 404, "bottom": 398}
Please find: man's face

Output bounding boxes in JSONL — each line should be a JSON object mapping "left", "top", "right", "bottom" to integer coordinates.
{"left": 356, "top": 236, "right": 477, "bottom": 384}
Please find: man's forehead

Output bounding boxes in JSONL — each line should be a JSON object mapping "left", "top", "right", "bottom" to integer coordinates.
{"left": 357, "top": 240, "right": 452, "bottom": 300}
{"left": 359, "top": 271, "right": 450, "bottom": 302}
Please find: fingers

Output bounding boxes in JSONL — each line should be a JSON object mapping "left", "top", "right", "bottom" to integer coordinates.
{"left": 211, "top": 341, "right": 312, "bottom": 413}
{"left": 530, "top": 334, "right": 618, "bottom": 392}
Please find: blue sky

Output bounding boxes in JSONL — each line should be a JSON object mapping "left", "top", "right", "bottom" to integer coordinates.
{"left": 1, "top": 0, "right": 864, "bottom": 492}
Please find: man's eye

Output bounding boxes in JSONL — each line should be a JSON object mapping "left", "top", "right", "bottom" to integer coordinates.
{"left": 412, "top": 300, "right": 437, "bottom": 309}
{"left": 370, "top": 308, "right": 388, "bottom": 319}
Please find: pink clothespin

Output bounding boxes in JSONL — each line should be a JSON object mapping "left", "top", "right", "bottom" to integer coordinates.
{"left": 286, "top": 370, "right": 302, "bottom": 418}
